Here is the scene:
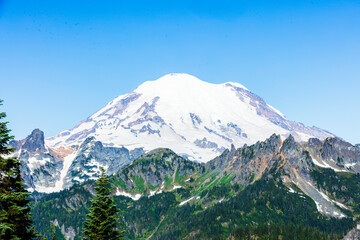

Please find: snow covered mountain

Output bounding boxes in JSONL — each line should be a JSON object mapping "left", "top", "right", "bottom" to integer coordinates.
{"left": 14, "top": 73, "right": 337, "bottom": 193}
{"left": 46, "top": 73, "right": 333, "bottom": 162}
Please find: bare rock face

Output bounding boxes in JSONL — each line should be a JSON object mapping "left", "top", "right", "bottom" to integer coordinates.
{"left": 22, "top": 128, "right": 46, "bottom": 153}
{"left": 110, "top": 133, "right": 358, "bottom": 220}
{"left": 14, "top": 129, "right": 144, "bottom": 192}
{"left": 322, "top": 138, "right": 360, "bottom": 165}
{"left": 304, "top": 137, "right": 360, "bottom": 173}
{"left": 343, "top": 227, "right": 360, "bottom": 240}
{"left": 62, "top": 136, "right": 143, "bottom": 189}
{"left": 204, "top": 134, "right": 360, "bottom": 218}
{"left": 15, "top": 129, "right": 63, "bottom": 191}
{"left": 205, "top": 134, "right": 283, "bottom": 187}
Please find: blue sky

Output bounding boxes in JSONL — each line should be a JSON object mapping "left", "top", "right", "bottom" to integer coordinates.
{"left": 1, "top": 0, "right": 359, "bottom": 144}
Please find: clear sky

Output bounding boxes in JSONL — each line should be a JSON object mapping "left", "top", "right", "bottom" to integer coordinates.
{"left": 1, "top": 0, "right": 359, "bottom": 144}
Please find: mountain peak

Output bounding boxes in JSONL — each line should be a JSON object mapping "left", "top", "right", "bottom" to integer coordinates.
{"left": 281, "top": 134, "right": 298, "bottom": 152}
{"left": 136, "top": 73, "right": 248, "bottom": 92}
{"left": 135, "top": 73, "right": 209, "bottom": 94}
{"left": 46, "top": 74, "right": 334, "bottom": 162}
{"left": 22, "top": 128, "right": 46, "bottom": 153}
{"left": 157, "top": 73, "right": 203, "bottom": 82}
{"left": 162, "top": 72, "right": 199, "bottom": 79}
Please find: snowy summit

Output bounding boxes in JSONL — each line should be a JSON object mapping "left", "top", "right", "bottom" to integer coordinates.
{"left": 46, "top": 73, "right": 333, "bottom": 162}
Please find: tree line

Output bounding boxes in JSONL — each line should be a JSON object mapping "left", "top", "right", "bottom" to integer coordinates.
{"left": 0, "top": 100, "right": 123, "bottom": 240}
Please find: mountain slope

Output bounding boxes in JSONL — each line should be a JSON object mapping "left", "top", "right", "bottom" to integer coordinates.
{"left": 111, "top": 134, "right": 360, "bottom": 218}
{"left": 30, "top": 134, "right": 360, "bottom": 239}
{"left": 11, "top": 129, "right": 144, "bottom": 192}
{"left": 46, "top": 73, "right": 334, "bottom": 162}
{"left": 13, "top": 73, "right": 338, "bottom": 192}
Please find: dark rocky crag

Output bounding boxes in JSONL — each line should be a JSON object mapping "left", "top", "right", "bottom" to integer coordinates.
{"left": 10, "top": 129, "right": 63, "bottom": 190}
{"left": 11, "top": 129, "right": 144, "bottom": 192}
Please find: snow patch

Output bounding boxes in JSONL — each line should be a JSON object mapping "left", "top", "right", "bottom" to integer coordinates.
{"left": 34, "top": 150, "right": 78, "bottom": 193}
{"left": 306, "top": 181, "right": 347, "bottom": 218}
{"left": 345, "top": 162, "right": 357, "bottom": 168}
{"left": 288, "top": 187, "right": 296, "bottom": 193}
{"left": 315, "top": 199, "right": 346, "bottom": 218}
{"left": 319, "top": 192, "right": 350, "bottom": 210}
{"left": 149, "top": 189, "right": 163, "bottom": 197}
{"left": 172, "top": 185, "right": 182, "bottom": 190}
{"left": 56, "top": 151, "right": 78, "bottom": 190}
{"left": 179, "top": 197, "right": 194, "bottom": 206}
{"left": 312, "top": 158, "right": 347, "bottom": 172}
{"left": 116, "top": 189, "right": 142, "bottom": 201}
{"left": 28, "top": 155, "right": 52, "bottom": 175}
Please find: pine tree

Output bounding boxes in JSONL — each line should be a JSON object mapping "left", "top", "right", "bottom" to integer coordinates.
{"left": 0, "top": 100, "right": 38, "bottom": 239}
{"left": 50, "top": 223, "right": 56, "bottom": 240}
{"left": 83, "top": 167, "right": 124, "bottom": 240}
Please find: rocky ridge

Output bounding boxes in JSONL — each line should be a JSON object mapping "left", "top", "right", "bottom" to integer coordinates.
{"left": 107, "top": 134, "right": 360, "bottom": 219}
{"left": 30, "top": 134, "right": 360, "bottom": 240}
{"left": 11, "top": 129, "right": 144, "bottom": 192}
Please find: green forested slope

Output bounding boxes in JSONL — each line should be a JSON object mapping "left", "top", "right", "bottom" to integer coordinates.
{"left": 30, "top": 148, "right": 358, "bottom": 239}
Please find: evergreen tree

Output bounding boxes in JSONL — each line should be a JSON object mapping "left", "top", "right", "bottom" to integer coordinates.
{"left": 0, "top": 100, "right": 38, "bottom": 239}
{"left": 50, "top": 223, "right": 56, "bottom": 240}
{"left": 83, "top": 167, "right": 124, "bottom": 240}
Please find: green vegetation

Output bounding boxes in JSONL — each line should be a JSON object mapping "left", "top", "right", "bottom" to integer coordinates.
{"left": 31, "top": 184, "right": 93, "bottom": 240}
{"left": 164, "top": 175, "right": 172, "bottom": 190}
{"left": 151, "top": 174, "right": 353, "bottom": 239}
{"left": 0, "top": 100, "right": 39, "bottom": 240}
{"left": 131, "top": 175, "right": 146, "bottom": 193}
{"left": 114, "top": 192, "right": 178, "bottom": 239}
{"left": 112, "top": 176, "right": 126, "bottom": 188}
{"left": 249, "top": 172, "right": 255, "bottom": 182}
{"left": 220, "top": 173, "right": 235, "bottom": 184}
{"left": 26, "top": 139, "right": 359, "bottom": 239}
{"left": 232, "top": 224, "right": 343, "bottom": 240}
{"left": 174, "top": 167, "right": 189, "bottom": 184}
{"left": 311, "top": 167, "right": 360, "bottom": 215}
{"left": 83, "top": 167, "right": 124, "bottom": 240}
{"left": 3, "top": 87, "right": 358, "bottom": 240}
{"left": 31, "top": 171, "right": 354, "bottom": 239}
